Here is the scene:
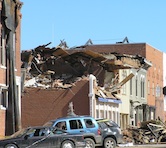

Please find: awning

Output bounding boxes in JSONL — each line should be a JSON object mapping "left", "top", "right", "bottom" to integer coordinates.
{"left": 98, "top": 97, "right": 122, "bottom": 104}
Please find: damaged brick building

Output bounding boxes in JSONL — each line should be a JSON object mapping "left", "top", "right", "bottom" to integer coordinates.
{"left": 0, "top": 1, "right": 164, "bottom": 140}
{"left": 81, "top": 42, "right": 164, "bottom": 125}
{"left": 0, "top": 0, "right": 23, "bottom": 137}
{"left": 21, "top": 42, "right": 152, "bottom": 129}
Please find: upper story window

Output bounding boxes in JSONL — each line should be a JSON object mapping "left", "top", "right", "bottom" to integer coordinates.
{"left": 0, "top": 88, "right": 8, "bottom": 109}
{"left": 0, "top": 20, "right": 16, "bottom": 68}
{"left": 156, "top": 84, "right": 161, "bottom": 98}
{"left": 148, "top": 80, "right": 150, "bottom": 95}
{"left": 0, "top": 24, "right": 6, "bottom": 67}
{"left": 130, "top": 77, "right": 133, "bottom": 96}
{"left": 152, "top": 82, "right": 155, "bottom": 96}
{"left": 141, "top": 76, "right": 145, "bottom": 98}
{"left": 135, "top": 75, "right": 138, "bottom": 97}
{"left": 122, "top": 70, "right": 127, "bottom": 95}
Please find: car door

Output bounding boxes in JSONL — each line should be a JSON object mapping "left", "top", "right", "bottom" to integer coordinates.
{"left": 68, "top": 119, "right": 85, "bottom": 134}
{"left": 48, "top": 129, "right": 66, "bottom": 148}
{"left": 20, "top": 128, "right": 52, "bottom": 148}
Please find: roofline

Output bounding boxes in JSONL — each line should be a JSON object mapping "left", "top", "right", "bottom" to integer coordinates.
{"left": 70, "top": 42, "right": 147, "bottom": 49}
{"left": 70, "top": 42, "right": 163, "bottom": 53}
{"left": 88, "top": 42, "right": 146, "bottom": 46}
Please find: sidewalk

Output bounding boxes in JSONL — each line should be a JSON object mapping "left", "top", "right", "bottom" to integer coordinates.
{"left": 118, "top": 143, "right": 166, "bottom": 148}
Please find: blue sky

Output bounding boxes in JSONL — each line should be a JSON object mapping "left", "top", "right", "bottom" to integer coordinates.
{"left": 21, "top": 1, "right": 166, "bottom": 53}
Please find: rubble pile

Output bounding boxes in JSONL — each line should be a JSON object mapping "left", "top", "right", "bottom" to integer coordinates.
{"left": 21, "top": 43, "right": 96, "bottom": 89}
{"left": 21, "top": 43, "right": 145, "bottom": 92}
{"left": 123, "top": 118, "right": 166, "bottom": 144}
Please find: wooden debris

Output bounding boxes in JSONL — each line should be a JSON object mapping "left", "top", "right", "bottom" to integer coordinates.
{"left": 123, "top": 119, "right": 166, "bottom": 144}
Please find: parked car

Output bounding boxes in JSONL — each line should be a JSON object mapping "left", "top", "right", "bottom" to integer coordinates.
{"left": 0, "top": 126, "right": 86, "bottom": 148}
{"left": 44, "top": 115, "right": 102, "bottom": 148}
{"left": 96, "top": 118, "right": 124, "bottom": 148}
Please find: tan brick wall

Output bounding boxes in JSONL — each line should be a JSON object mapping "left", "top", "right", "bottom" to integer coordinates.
{"left": 0, "top": 109, "right": 6, "bottom": 137}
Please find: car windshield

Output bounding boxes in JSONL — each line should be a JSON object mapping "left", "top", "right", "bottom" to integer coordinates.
{"left": 97, "top": 119, "right": 119, "bottom": 127}
{"left": 10, "top": 128, "right": 29, "bottom": 138}
{"left": 105, "top": 120, "right": 119, "bottom": 127}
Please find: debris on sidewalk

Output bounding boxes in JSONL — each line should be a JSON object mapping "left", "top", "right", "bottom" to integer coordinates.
{"left": 122, "top": 118, "right": 166, "bottom": 144}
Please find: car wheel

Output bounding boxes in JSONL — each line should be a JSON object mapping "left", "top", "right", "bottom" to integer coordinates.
{"left": 84, "top": 138, "right": 95, "bottom": 148}
{"left": 5, "top": 144, "right": 18, "bottom": 148}
{"left": 61, "top": 140, "right": 75, "bottom": 148}
{"left": 104, "top": 137, "right": 116, "bottom": 148}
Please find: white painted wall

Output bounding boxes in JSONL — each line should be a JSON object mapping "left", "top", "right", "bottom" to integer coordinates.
{"left": 88, "top": 74, "right": 120, "bottom": 125}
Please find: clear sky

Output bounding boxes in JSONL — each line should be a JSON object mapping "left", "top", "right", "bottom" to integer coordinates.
{"left": 21, "top": 1, "right": 166, "bottom": 53}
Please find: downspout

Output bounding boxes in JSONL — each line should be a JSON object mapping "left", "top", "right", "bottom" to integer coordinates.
{"left": 88, "top": 74, "right": 96, "bottom": 117}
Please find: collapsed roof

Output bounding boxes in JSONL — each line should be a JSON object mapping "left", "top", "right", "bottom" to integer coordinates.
{"left": 21, "top": 43, "right": 151, "bottom": 94}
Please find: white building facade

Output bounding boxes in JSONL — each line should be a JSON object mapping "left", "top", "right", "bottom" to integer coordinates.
{"left": 88, "top": 74, "right": 121, "bottom": 126}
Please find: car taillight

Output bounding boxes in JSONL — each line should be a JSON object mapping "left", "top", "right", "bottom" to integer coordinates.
{"left": 98, "top": 129, "right": 101, "bottom": 135}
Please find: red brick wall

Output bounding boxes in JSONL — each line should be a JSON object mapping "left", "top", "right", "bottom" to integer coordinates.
{"left": 15, "top": 10, "right": 22, "bottom": 76}
{"left": 0, "top": 69, "right": 6, "bottom": 84}
{"left": 84, "top": 43, "right": 146, "bottom": 57}
{"left": 0, "top": 109, "right": 6, "bottom": 137}
{"left": 21, "top": 80, "right": 90, "bottom": 128}
{"left": 145, "top": 44, "right": 164, "bottom": 119}
{"left": 0, "top": 2, "right": 21, "bottom": 79}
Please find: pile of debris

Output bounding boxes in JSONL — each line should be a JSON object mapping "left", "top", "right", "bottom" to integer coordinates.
{"left": 123, "top": 118, "right": 166, "bottom": 144}
{"left": 21, "top": 42, "right": 147, "bottom": 92}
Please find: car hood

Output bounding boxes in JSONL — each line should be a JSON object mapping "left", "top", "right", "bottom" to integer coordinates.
{"left": 0, "top": 137, "right": 19, "bottom": 144}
